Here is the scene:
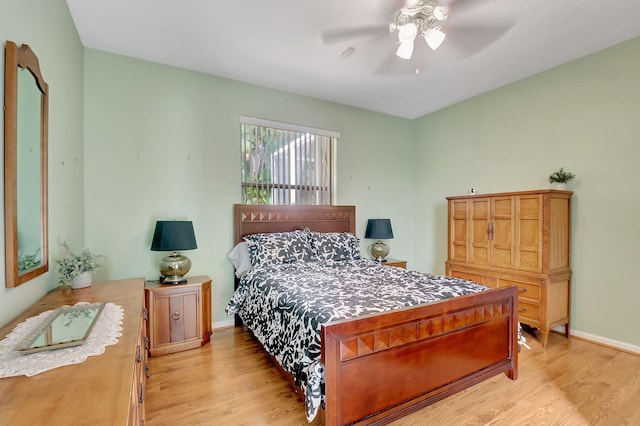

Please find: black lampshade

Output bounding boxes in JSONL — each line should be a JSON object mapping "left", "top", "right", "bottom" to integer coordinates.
{"left": 151, "top": 221, "right": 198, "bottom": 251}
{"left": 365, "top": 219, "right": 394, "bottom": 240}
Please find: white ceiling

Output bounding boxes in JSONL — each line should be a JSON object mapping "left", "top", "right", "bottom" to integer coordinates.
{"left": 66, "top": 0, "right": 640, "bottom": 119}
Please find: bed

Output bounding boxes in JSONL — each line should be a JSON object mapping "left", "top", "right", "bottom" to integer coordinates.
{"left": 228, "top": 204, "right": 518, "bottom": 425}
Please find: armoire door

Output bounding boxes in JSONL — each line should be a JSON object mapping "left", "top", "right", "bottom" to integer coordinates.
{"left": 491, "top": 196, "right": 515, "bottom": 269}
{"left": 448, "top": 199, "right": 469, "bottom": 263}
{"left": 469, "top": 198, "right": 490, "bottom": 265}
{"left": 515, "top": 194, "right": 543, "bottom": 272}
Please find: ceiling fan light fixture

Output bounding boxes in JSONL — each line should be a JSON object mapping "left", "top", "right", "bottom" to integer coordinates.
{"left": 391, "top": 1, "right": 450, "bottom": 59}
{"left": 396, "top": 40, "right": 415, "bottom": 60}
{"left": 424, "top": 27, "right": 446, "bottom": 50}
{"left": 432, "top": 5, "right": 446, "bottom": 21}
{"left": 397, "top": 23, "right": 418, "bottom": 43}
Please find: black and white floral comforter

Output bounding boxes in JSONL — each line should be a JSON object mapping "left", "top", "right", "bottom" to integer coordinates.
{"left": 225, "top": 259, "right": 488, "bottom": 422}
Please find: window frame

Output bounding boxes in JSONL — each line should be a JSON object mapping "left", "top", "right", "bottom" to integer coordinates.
{"left": 239, "top": 116, "right": 339, "bottom": 205}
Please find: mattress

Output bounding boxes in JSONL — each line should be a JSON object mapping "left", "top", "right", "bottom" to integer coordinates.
{"left": 226, "top": 258, "right": 488, "bottom": 421}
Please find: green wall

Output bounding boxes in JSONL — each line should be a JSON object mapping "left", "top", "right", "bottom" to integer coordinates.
{"left": 82, "top": 49, "right": 415, "bottom": 327}
{"left": 0, "top": 0, "right": 85, "bottom": 326}
{"left": 1, "top": 0, "right": 638, "bottom": 350}
{"left": 413, "top": 37, "right": 640, "bottom": 348}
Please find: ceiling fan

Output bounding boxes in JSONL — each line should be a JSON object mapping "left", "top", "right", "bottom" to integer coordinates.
{"left": 391, "top": 1, "right": 449, "bottom": 60}
{"left": 321, "top": 0, "right": 513, "bottom": 74}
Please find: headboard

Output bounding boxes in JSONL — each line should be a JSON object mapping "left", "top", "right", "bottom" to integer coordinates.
{"left": 233, "top": 204, "right": 356, "bottom": 244}
{"left": 232, "top": 204, "right": 356, "bottom": 327}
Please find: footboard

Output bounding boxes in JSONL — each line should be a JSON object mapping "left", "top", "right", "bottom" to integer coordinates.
{"left": 321, "top": 286, "right": 518, "bottom": 426}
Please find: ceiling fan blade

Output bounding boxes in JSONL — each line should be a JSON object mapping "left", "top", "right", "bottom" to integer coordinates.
{"left": 374, "top": 56, "right": 417, "bottom": 76}
{"left": 321, "top": 24, "right": 389, "bottom": 45}
{"left": 443, "top": 21, "right": 513, "bottom": 58}
{"left": 439, "top": 0, "right": 488, "bottom": 11}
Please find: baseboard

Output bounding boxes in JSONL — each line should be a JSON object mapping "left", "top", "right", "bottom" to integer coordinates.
{"left": 568, "top": 329, "right": 640, "bottom": 355}
{"left": 212, "top": 319, "right": 235, "bottom": 330}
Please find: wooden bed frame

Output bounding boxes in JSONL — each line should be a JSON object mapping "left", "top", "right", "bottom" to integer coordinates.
{"left": 233, "top": 204, "right": 518, "bottom": 425}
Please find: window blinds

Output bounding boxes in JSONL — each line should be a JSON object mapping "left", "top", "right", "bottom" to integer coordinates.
{"left": 240, "top": 116, "right": 338, "bottom": 205}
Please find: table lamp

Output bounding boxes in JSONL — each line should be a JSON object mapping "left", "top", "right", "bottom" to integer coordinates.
{"left": 365, "top": 218, "right": 394, "bottom": 262}
{"left": 150, "top": 220, "right": 197, "bottom": 284}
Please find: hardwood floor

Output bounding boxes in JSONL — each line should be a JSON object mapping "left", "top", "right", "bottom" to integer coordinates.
{"left": 146, "top": 327, "right": 640, "bottom": 425}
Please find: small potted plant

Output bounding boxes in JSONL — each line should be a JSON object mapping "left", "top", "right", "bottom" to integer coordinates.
{"left": 55, "top": 242, "right": 102, "bottom": 289}
{"left": 548, "top": 167, "right": 575, "bottom": 190}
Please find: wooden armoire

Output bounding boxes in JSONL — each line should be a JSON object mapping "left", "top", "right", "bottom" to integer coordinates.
{"left": 445, "top": 189, "right": 572, "bottom": 347}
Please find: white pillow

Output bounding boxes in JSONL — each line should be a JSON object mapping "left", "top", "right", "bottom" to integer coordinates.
{"left": 227, "top": 241, "right": 252, "bottom": 278}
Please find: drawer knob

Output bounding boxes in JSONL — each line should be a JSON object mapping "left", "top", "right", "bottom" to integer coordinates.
{"left": 519, "top": 307, "right": 528, "bottom": 313}
{"left": 519, "top": 287, "right": 528, "bottom": 293}
{"left": 172, "top": 312, "right": 181, "bottom": 321}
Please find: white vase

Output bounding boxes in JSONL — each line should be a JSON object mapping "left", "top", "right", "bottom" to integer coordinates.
{"left": 550, "top": 182, "right": 567, "bottom": 190}
{"left": 71, "top": 271, "right": 92, "bottom": 289}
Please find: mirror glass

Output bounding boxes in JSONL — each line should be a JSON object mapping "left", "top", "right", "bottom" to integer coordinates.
{"left": 4, "top": 41, "right": 49, "bottom": 287}
{"left": 15, "top": 303, "right": 106, "bottom": 354}
{"left": 17, "top": 67, "right": 43, "bottom": 273}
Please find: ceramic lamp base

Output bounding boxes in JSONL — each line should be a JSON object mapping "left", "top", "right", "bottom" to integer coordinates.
{"left": 159, "top": 252, "right": 191, "bottom": 284}
{"left": 370, "top": 240, "right": 390, "bottom": 261}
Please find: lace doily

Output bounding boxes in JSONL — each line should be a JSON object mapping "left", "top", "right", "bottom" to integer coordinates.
{"left": 0, "top": 302, "right": 124, "bottom": 378}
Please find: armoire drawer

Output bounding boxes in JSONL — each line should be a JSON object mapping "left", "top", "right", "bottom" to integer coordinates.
{"left": 449, "top": 269, "right": 497, "bottom": 288}
{"left": 518, "top": 300, "right": 540, "bottom": 325}
{"left": 498, "top": 279, "right": 540, "bottom": 302}
{"left": 449, "top": 269, "right": 483, "bottom": 284}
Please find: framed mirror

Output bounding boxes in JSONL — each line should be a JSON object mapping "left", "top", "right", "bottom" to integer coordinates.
{"left": 15, "top": 303, "right": 106, "bottom": 354}
{"left": 4, "top": 40, "right": 49, "bottom": 288}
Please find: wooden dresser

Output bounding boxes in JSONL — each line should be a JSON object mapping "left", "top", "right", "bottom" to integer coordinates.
{"left": 0, "top": 278, "right": 148, "bottom": 425}
{"left": 445, "top": 189, "right": 572, "bottom": 347}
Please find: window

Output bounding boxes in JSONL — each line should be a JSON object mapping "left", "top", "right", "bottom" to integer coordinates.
{"left": 240, "top": 116, "right": 338, "bottom": 205}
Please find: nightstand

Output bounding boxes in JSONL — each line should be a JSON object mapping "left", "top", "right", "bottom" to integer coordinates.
{"left": 145, "top": 275, "right": 212, "bottom": 357}
{"left": 381, "top": 258, "right": 407, "bottom": 269}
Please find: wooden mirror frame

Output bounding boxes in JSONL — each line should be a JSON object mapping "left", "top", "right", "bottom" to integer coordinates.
{"left": 4, "top": 41, "right": 49, "bottom": 288}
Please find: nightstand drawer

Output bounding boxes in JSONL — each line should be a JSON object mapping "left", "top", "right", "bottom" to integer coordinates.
{"left": 382, "top": 259, "right": 406, "bottom": 269}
